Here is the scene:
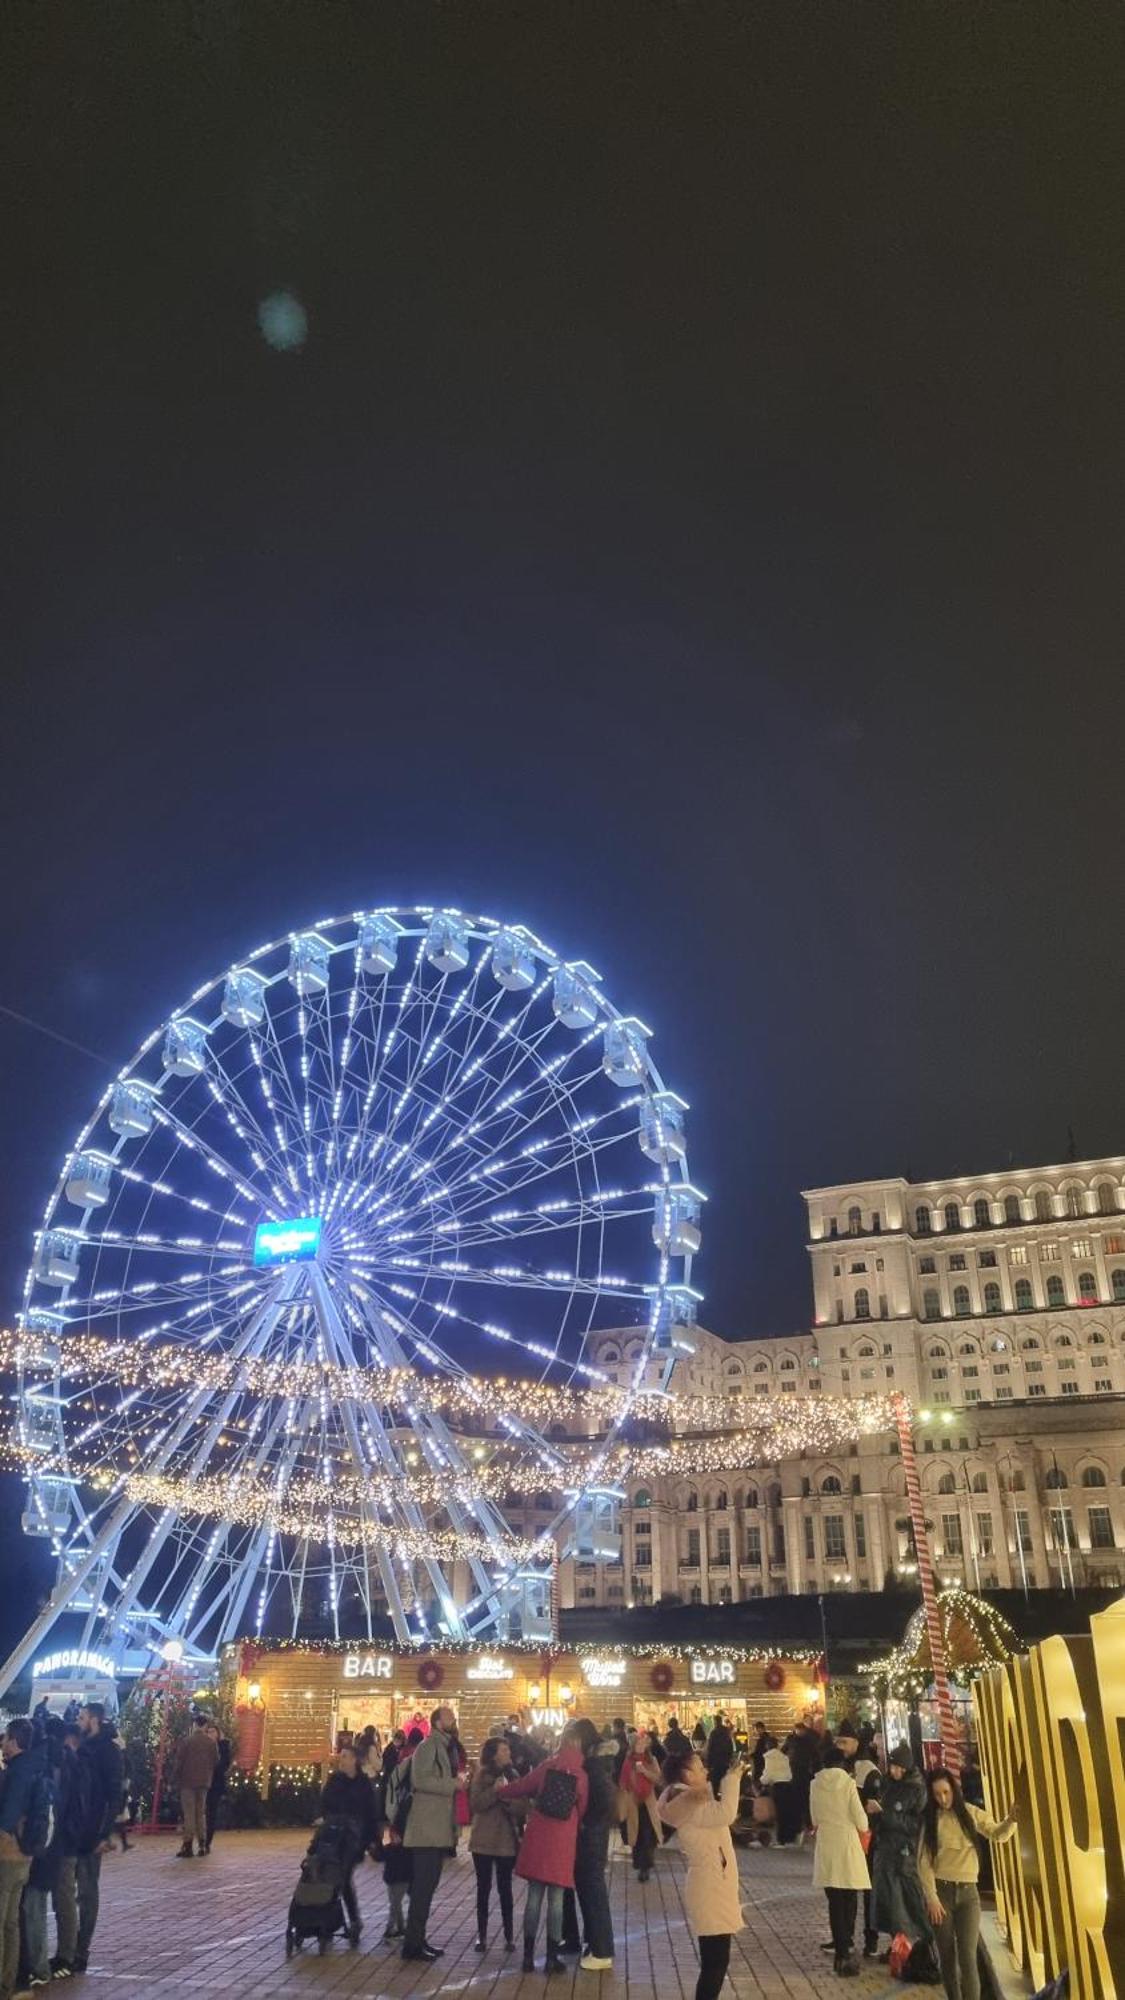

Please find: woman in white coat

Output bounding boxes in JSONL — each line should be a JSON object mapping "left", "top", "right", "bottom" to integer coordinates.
{"left": 657, "top": 1750, "right": 743, "bottom": 2000}
{"left": 809, "top": 1744, "right": 870, "bottom": 1977}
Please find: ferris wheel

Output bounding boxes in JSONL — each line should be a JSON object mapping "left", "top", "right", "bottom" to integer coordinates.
{"left": 6, "top": 907, "right": 701, "bottom": 1680}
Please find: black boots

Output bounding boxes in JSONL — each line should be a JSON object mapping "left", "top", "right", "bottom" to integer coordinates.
{"left": 523, "top": 1942, "right": 536, "bottom": 1973}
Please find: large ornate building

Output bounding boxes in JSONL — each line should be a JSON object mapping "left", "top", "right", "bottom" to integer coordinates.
{"left": 548, "top": 1152, "right": 1125, "bottom": 1612}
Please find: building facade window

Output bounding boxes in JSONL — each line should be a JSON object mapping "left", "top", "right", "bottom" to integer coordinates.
{"left": 974, "top": 1198, "right": 991, "bottom": 1228}
{"left": 824, "top": 1515, "right": 846, "bottom": 1561}
{"left": 1078, "top": 1271, "right": 1098, "bottom": 1302}
{"left": 952, "top": 1284, "right": 971, "bottom": 1316}
{"left": 941, "top": 1513, "right": 964, "bottom": 1555}
{"left": 854, "top": 1287, "right": 870, "bottom": 1320}
{"left": 1015, "top": 1278, "right": 1033, "bottom": 1311}
{"left": 924, "top": 1289, "right": 941, "bottom": 1320}
{"left": 1004, "top": 1194, "right": 1022, "bottom": 1225}
{"left": 746, "top": 1526, "right": 762, "bottom": 1565}
{"left": 983, "top": 1282, "right": 1001, "bottom": 1313}
{"left": 848, "top": 1205, "right": 863, "bottom": 1235}
{"left": 1046, "top": 1275, "right": 1065, "bottom": 1307}
{"left": 804, "top": 1517, "right": 815, "bottom": 1560}
{"left": 1089, "top": 1507, "right": 1115, "bottom": 1549}
{"left": 916, "top": 1205, "right": 932, "bottom": 1235}
{"left": 945, "top": 1202, "right": 962, "bottom": 1232}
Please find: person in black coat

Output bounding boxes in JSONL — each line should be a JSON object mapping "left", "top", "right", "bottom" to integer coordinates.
{"left": 320, "top": 1745, "right": 377, "bottom": 1942}
{"left": 558, "top": 1719, "right": 617, "bottom": 1968}
{"left": 203, "top": 1725, "right": 231, "bottom": 1854}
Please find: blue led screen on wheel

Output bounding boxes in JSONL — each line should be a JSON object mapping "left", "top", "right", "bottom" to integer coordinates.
{"left": 253, "top": 1216, "right": 323, "bottom": 1265}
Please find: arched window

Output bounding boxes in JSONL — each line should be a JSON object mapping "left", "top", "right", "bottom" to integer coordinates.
{"left": 991, "top": 1337, "right": 1008, "bottom": 1352}
{"left": 753, "top": 1359, "right": 770, "bottom": 1373}
{"left": 1114, "top": 1270, "right": 1125, "bottom": 1301}
{"left": 983, "top": 1282, "right": 1002, "bottom": 1313}
{"left": 974, "top": 1198, "right": 991, "bottom": 1228}
{"left": 1055, "top": 1333, "right": 1074, "bottom": 1348}
{"left": 937, "top": 1472, "right": 956, "bottom": 1494}
{"left": 1066, "top": 1186, "right": 1084, "bottom": 1220}
{"left": 1014, "top": 1278, "right": 1033, "bottom": 1311}
{"left": 848, "top": 1205, "right": 863, "bottom": 1236}
{"left": 1081, "top": 1466, "right": 1107, "bottom": 1488}
{"left": 715, "top": 1489, "right": 728, "bottom": 1511}
{"left": 958, "top": 1341, "right": 978, "bottom": 1356}
{"left": 1099, "top": 1183, "right": 1118, "bottom": 1215}
{"left": 945, "top": 1202, "right": 962, "bottom": 1232}
{"left": 745, "top": 1488, "right": 759, "bottom": 1509}
{"left": 1078, "top": 1271, "right": 1098, "bottom": 1303}
{"left": 724, "top": 1360, "right": 743, "bottom": 1377}
{"left": 971, "top": 1471, "right": 988, "bottom": 1493}
{"left": 633, "top": 1489, "right": 651, "bottom": 1508}
{"left": 686, "top": 1490, "right": 698, "bottom": 1512}
{"left": 1004, "top": 1194, "right": 1022, "bottom": 1225}
{"left": 602, "top": 1346, "right": 620, "bottom": 1364}
{"left": 928, "top": 1344, "right": 948, "bottom": 1360}
{"left": 915, "top": 1205, "right": 932, "bottom": 1235}
{"left": 1046, "top": 1274, "right": 1065, "bottom": 1307}
{"left": 1089, "top": 1329, "right": 1106, "bottom": 1345}
{"left": 923, "top": 1289, "right": 941, "bottom": 1321}
{"left": 1035, "top": 1190, "right": 1053, "bottom": 1222}
{"left": 780, "top": 1356, "right": 797, "bottom": 1371}
{"left": 854, "top": 1288, "right": 871, "bottom": 1320}
{"left": 952, "top": 1285, "right": 971, "bottom": 1316}
{"left": 821, "top": 1475, "right": 843, "bottom": 1495}
{"left": 1045, "top": 1467, "right": 1068, "bottom": 1490}
{"left": 858, "top": 1343, "right": 876, "bottom": 1356}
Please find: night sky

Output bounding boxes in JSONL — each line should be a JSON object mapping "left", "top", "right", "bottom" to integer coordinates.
{"left": 4, "top": 1, "right": 1125, "bottom": 1382}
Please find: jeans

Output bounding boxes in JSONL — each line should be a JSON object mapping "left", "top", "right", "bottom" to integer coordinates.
{"left": 574, "top": 1828, "right": 614, "bottom": 1959}
{"left": 403, "top": 1846, "right": 444, "bottom": 1951}
{"left": 55, "top": 1856, "right": 78, "bottom": 1965}
{"left": 76, "top": 1849, "right": 102, "bottom": 1961}
{"left": 341, "top": 1866, "right": 360, "bottom": 1931}
{"left": 386, "top": 1880, "right": 407, "bottom": 1931}
{"left": 696, "top": 1933, "right": 732, "bottom": 2000}
{"left": 472, "top": 1853, "right": 514, "bottom": 1941}
{"left": 0, "top": 1856, "right": 30, "bottom": 1993}
{"left": 825, "top": 1887, "right": 858, "bottom": 1958}
{"left": 24, "top": 1882, "right": 50, "bottom": 1983}
{"left": 523, "top": 1878, "right": 564, "bottom": 1949}
{"left": 205, "top": 1787, "right": 223, "bottom": 1848}
{"left": 933, "top": 1880, "right": 982, "bottom": 2000}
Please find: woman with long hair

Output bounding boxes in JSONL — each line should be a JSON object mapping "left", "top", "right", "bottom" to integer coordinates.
{"left": 808, "top": 1744, "right": 870, "bottom": 1976}
{"left": 919, "top": 1767, "right": 1016, "bottom": 2000}
{"left": 617, "top": 1728, "right": 663, "bottom": 1881}
{"left": 657, "top": 1748, "right": 743, "bottom": 2000}
{"left": 468, "top": 1736, "right": 519, "bottom": 1952}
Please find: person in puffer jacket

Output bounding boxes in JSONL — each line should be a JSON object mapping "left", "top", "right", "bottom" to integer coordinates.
{"left": 658, "top": 1749, "right": 743, "bottom": 2000}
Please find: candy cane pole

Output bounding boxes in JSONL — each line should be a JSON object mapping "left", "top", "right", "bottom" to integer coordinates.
{"left": 892, "top": 1393, "right": 960, "bottom": 1772}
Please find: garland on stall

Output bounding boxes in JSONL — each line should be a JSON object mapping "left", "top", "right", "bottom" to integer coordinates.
{"left": 233, "top": 1636, "right": 822, "bottom": 1666}
{"left": 864, "top": 1589, "right": 1019, "bottom": 1700}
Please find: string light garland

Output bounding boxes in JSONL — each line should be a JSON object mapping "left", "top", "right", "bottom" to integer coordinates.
{"left": 231, "top": 1636, "right": 822, "bottom": 1665}
{"left": 0, "top": 1327, "right": 902, "bottom": 1446}
{"left": 863, "top": 1588, "right": 1018, "bottom": 1699}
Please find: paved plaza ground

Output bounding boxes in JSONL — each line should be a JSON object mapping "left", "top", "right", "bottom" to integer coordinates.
{"left": 67, "top": 1828, "right": 907, "bottom": 2000}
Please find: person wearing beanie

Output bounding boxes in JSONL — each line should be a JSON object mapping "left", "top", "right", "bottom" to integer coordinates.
{"left": 868, "top": 1745, "right": 934, "bottom": 1968}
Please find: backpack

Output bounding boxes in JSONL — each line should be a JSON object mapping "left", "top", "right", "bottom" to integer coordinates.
{"left": 20, "top": 1768, "right": 56, "bottom": 1859}
{"left": 390, "top": 1759, "right": 413, "bottom": 1837}
{"left": 537, "top": 1766, "right": 578, "bottom": 1821}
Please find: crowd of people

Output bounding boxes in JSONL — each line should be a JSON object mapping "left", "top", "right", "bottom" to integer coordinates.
{"left": 0, "top": 1693, "right": 1015, "bottom": 2000}
{"left": 314, "top": 1706, "right": 1017, "bottom": 2000}
{"left": 0, "top": 1700, "right": 125, "bottom": 1999}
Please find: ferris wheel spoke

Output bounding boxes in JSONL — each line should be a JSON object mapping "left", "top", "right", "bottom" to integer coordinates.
{"left": 151, "top": 1102, "right": 280, "bottom": 1217}
{"left": 202, "top": 1045, "right": 297, "bottom": 1193}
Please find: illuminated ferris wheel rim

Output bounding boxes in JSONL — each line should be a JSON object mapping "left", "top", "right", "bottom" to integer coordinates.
{"left": 15, "top": 903, "right": 702, "bottom": 1653}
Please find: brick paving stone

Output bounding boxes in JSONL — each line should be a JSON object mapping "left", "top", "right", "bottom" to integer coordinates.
{"left": 62, "top": 1829, "right": 901, "bottom": 2000}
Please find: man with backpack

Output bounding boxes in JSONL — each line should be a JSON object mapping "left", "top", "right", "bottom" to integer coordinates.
{"left": 400, "top": 1706, "right": 468, "bottom": 1962}
{"left": 0, "top": 1717, "right": 49, "bottom": 2000}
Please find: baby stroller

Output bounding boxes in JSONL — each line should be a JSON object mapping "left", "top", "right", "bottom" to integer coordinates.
{"left": 285, "top": 1817, "right": 362, "bottom": 1956}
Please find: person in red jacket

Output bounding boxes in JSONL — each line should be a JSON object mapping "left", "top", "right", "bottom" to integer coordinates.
{"left": 503, "top": 1724, "right": 589, "bottom": 1974}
